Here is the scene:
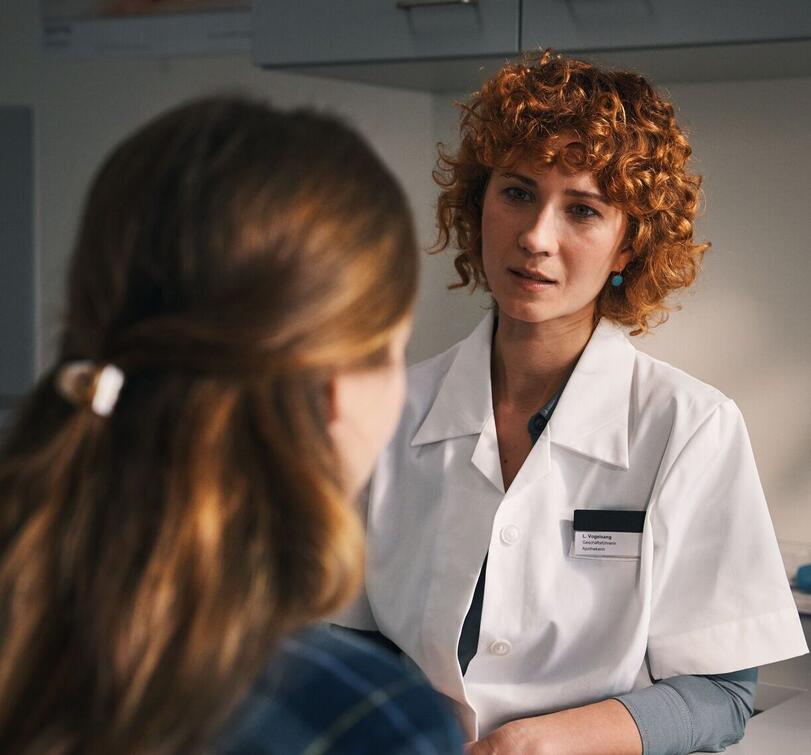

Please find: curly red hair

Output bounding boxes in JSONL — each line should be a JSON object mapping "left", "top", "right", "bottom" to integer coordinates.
{"left": 434, "top": 50, "right": 709, "bottom": 334}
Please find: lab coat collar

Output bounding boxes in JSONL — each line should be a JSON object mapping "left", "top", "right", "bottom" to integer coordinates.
{"left": 411, "top": 311, "right": 496, "bottom": 446}
{"left": 547, "top": 319, "right": 634, "bottom": 469}
{"left": 411, "top": 312, "right": 634, "bottom": 470}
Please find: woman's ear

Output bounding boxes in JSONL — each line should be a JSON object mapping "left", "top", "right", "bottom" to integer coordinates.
{"left": 616, "top": 245, "right": 633, "bottom": 274}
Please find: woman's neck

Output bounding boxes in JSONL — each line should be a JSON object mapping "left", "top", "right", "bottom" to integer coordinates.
{"left": 491, "top": 309, "right": 595, "bottom": 414}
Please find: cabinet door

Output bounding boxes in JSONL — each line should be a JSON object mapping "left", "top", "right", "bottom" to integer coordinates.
{"left": 253, "top": 0, "right": 519, "bottom": 66}
{"left": 522, "top": 0, "right": 811, "bottom": 52}
{"left": 0, "top": 106, "right": 35, "bottom": 416}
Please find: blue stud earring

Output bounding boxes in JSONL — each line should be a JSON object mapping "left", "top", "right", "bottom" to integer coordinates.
{"left": 610, "top": 273, "right": 624, "bottom": 288}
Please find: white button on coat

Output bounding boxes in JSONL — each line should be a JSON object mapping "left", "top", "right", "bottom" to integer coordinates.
{"left": 499, "top": 525, "right": 520, "bottom": 545}
{"left": 490, "top": 640, "right": 511, "bottom": 656}
{"left": 333, "top": 312, "right": 808, "bottom": 740}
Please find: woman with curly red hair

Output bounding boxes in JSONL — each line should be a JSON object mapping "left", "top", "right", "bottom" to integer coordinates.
{"left": 335, "top": 52, "right": 807, "bottom": 754}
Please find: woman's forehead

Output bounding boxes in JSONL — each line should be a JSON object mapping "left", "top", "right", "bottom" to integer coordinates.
{"left": 494, "top": 131, "right": 590, "bottom": 172}
{"left": 497, "top": 150, "right": 600, "bottom": 188}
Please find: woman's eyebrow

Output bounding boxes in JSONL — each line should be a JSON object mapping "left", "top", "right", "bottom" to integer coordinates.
{"left": 501, "top": 171, "right": 537, "bottom": 187}
{"left": 564, "top": 188, "right": 610, "bottom": 204}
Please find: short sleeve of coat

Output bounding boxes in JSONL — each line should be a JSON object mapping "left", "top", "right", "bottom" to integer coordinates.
{"left": 646, "top": 399, "right": 808, "bottom": 680}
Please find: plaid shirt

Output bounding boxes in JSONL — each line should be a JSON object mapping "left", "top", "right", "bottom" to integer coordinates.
{"left": 216, "top": 625, "right": 463, "bottom": 754}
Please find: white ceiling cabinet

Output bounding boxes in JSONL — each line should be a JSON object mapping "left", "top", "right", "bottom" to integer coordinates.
{"left": 522, "top": 0, "right": 811, "bottom": 52}
{"left": 252, "top": 0, "right": 811, "bottom": 91}
{"left": 252, "top": 0, "right": 519, "bottom": 66}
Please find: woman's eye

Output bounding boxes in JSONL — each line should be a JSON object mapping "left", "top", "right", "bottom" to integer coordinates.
{"left": 503, "top": 186, "right": 533, "bottom": 203}
{"left": 570, "top": 203, "right": 599, "bottom": 219}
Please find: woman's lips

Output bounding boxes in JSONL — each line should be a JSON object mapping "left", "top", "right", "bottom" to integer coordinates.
{"left": 508, "top": 268, "right": 557, "bottom": 290}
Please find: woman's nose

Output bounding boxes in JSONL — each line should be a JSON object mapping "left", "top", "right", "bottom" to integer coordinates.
{"left": 517, "top": 206, "right": 559, "bottom": 255}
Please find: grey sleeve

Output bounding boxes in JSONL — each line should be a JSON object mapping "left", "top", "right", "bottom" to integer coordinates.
{"left": 614, "top": 668, "right": 758, "bottom": 755}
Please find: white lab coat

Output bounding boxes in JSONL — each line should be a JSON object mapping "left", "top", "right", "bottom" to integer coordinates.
{"left": 335, "top": 312, "right": 808, "bottom": 738}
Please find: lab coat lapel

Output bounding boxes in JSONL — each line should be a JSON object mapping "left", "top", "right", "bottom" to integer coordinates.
{"left": 412, "top": 311, "right": 504, "bottom": 491}
{"left": 471, "top": 414, "right": 504, "bottom": 494}
{"left": 547, "top": 319, "right": 634, "bottom": 469}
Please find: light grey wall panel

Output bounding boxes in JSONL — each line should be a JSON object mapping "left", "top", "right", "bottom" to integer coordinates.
{"left": 0, "top": 106, "right": 35, "bottom": 416}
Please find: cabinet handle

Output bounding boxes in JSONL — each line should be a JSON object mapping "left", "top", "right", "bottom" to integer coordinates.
{"left": 396, "top": 0, "right": 478, "bottom": 9}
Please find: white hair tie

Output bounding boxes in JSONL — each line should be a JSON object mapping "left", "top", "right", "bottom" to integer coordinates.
{"left": 55, "top": 361, "right": 125, "bottom": 417}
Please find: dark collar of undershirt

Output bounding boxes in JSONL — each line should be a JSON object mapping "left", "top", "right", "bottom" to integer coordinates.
{"left": 527, "top": 390, "right": 563, "bottom": 445}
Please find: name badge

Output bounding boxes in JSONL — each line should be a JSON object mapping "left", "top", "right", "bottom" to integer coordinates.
{"left": 570, "top": 509, "right": 645, "bottom": 559}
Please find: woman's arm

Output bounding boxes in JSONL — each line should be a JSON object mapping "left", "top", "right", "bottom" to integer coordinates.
{"left": 467, "top": 699, "right": 642, "bottom": 755}
{"left": 467, "top": 668, "right": 757, "bottom": 755}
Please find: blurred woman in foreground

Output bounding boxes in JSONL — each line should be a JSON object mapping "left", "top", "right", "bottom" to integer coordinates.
{"left": 0, "top": 97, "right": 462, "bottom": 755}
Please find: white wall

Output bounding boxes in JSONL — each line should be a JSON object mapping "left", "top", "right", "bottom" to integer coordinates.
{"left": 641, "top": 77, "right": 811, "bottom": 544}
{"left": 429, "top": 77, "right": 811, "bottom": 543}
